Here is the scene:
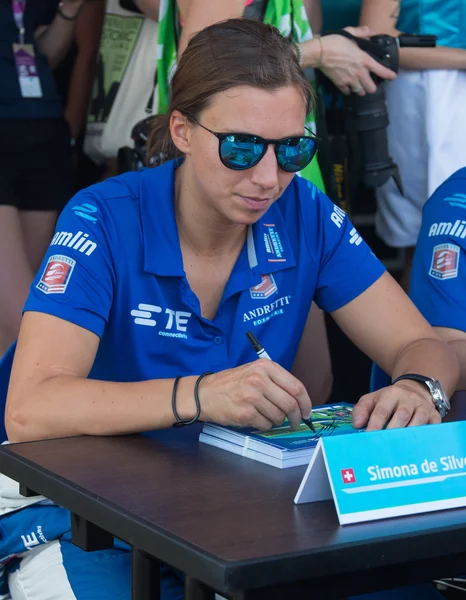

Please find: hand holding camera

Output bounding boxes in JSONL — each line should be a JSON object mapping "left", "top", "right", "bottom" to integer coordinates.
{"left": 315, "top": 26, "right": 397, "bottom": 96}
{"left": 320, "top": 30, "right": 436, "bottom": 191}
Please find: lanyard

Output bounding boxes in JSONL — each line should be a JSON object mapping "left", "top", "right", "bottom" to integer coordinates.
{"left": 12, "top": 0, "right": 26, "bottom": 45}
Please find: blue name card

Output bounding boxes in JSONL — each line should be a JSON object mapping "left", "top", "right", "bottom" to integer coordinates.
{"left": 294, "top": 421, "right": 466, "bottom": 525}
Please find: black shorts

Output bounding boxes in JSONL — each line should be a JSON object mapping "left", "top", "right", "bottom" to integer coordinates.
{"left": 0, "top": 118, "right": 73, "bottom": 211}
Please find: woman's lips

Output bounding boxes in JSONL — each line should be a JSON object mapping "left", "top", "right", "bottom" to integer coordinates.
{"left": 239, "top": 195, "right": 272, "bottom": 210}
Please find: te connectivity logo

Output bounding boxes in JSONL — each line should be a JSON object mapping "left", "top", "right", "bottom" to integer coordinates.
{"left": 131, "top": 303, "right": 192, "bottom": 339}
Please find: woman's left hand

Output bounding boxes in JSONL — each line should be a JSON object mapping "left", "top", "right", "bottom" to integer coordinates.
{"left": 352, "top": 380, "right": 441, "bottom": 431}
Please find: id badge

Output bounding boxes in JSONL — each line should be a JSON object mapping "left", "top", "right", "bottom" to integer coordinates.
{"left": 13, "top": 43, "right": 42, "bottom": 98}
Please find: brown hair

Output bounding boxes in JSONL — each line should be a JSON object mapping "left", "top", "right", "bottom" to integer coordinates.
{"left": 147, "top": 18, "right": 315, "bottom": 163}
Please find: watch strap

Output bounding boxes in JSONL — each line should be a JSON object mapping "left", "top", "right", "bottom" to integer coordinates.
{"left": 392, "top": 373, "right": 433, "bottom": 386}
{"left": 391, "top": 373, "right": 449, "bottom": 418}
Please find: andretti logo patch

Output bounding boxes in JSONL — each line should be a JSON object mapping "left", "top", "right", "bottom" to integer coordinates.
{"left": 250, "top": 274, "right": 278, "bottom": 299}
{"left": 37, "top": 255, "right": 76, "bottom": 294}
{"left": 429, "top": 244, "right": 460, "bottom": 280}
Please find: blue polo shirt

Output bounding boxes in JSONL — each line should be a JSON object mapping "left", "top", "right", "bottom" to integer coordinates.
{"left": 410, "top": 168, "right": 466, "bottom": 332}
{"left": 24, "top": 160, "right": 385, "bottom": 385}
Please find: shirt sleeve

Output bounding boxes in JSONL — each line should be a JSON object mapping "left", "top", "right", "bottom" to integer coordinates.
{"left": 23, "top": 192, "right": 116, "bottom": 338}
{"left": 410, "top": 177, "right": 466, "bottom": 333}
{"left": 302, "top": 184, "right": 386, "bottom": 313}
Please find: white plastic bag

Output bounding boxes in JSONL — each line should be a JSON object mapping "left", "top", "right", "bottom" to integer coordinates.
{"left": 84, "top": 0, "right": 159, "bottom": 164}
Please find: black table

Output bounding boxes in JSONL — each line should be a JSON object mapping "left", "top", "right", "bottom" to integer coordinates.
{"left": 1, "top": 393, "right": 466, "bottom": 600}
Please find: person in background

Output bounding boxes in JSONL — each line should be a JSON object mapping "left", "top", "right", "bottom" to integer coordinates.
{"left": 409, "top": 168, "right": 466, "bottom": 389}
{"left": 62, "top": 1, "right": 105, "bottom": 148}
{"left": 0, "top": 0, "right": 83, "bottom": 356}
{"left": 179, "top": 0, "right": 396, "bottom": 96}
{"left": 361, "top": 0, "right": 466, "bottom": 291}
{"left": 54, "top": 0, "right": 106, "bottom": 191}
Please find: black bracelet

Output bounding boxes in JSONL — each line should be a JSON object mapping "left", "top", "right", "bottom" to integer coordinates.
{"left": 57, "top": 2, "right": 81, "bottom": 21}
{"left": 171, "top": 372, "right": 213, "bottom": 428}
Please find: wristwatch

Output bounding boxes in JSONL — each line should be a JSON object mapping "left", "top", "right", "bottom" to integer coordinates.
{"left": 392, "top": 373, "right": 451, "bottom": 418}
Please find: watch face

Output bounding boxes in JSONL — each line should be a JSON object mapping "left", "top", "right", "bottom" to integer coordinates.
{"left": 427, "top": 380, "right": 450, "bottom": 415}
{"left": 437, "top": 381, "right": 450, "bottom": 410}
{"left": 431, "top": 381, "right": 450, "bottom": 417}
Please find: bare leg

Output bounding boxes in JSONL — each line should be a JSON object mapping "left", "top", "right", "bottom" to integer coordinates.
{"left": 292, "top": 302, "right": 333, "bottom": 405}
{"left": 0, "top": 207, "right": 35, "bottom": 355}
{"left": 20, "top": 210, "right": 58, "bottom": 273}
{"left": 399, "top": 246, "right": 416, "bottom": 293}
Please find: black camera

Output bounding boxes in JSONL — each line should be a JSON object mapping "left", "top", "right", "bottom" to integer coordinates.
{"left": 117, "top": 116, "right": 169, "bottom": 174}
{"left": 332, "top": 31, "right": 436, "bottom": 192}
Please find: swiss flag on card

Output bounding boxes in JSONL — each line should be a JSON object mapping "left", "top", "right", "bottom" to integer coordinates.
{"left": 341, "top": 468, "right": 356, "bottom": 484}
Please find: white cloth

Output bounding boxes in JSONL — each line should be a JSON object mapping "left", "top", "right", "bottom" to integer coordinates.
{"left": 84, "top": 0, "right": 158, "bottom": 164}
{"left": 376, "top": 69, "right": 466, "bottom": 248}
{"left": 8, "top": 542, "right": 77, "bottom": 600}
{"left": 0, "top": 444, "right": 47, "bottom": 517}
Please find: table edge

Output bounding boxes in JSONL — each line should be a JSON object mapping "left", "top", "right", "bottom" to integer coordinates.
{"left": 4, "top": 443, "right": 466, "bottom": 592}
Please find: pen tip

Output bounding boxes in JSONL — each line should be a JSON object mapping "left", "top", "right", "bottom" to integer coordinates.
{"left": 303, "top": 418, "right": 316, "bottom": 433}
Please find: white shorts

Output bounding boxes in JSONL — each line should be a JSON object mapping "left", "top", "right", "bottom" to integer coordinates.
{"left": 375, "top": 69, "right": 466, "bottom": 248}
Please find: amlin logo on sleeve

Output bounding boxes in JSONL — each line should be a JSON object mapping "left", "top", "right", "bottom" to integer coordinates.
{"left": 50, "top": 231, "right": 97, "bottom": 256}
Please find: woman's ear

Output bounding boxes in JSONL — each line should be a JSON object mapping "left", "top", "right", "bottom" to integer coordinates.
{"left": 170, "top": 110, "right": 192, "bottom": 155}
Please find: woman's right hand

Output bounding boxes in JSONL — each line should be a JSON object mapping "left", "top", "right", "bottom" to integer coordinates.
{"left": 199, "top": 360, "right": 313, "bottom": 430}
{"left": 307, "top": 27, "right": 397, "bottom": 96}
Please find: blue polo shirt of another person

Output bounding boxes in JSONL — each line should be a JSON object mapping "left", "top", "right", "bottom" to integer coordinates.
{"left": 24, "top": 160, "right": 385, "bottom": 420}
{"left": 410, "top": 167, "right": 466, "bottom": 331}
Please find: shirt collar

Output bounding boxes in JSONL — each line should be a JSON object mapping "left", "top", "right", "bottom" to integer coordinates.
{"left": 139, "top": 160, "right": 185, "bottom": 276}
{"left": 139, "top": 160, "right": 296, "bottom": 277}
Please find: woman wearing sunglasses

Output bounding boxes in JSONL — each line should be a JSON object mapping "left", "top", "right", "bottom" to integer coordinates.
{"left": 2, "top": 18, "right": 458, "bottom": 600}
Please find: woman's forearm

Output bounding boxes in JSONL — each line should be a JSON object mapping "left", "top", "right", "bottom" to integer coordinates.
{"left": 435, "top": 328, "right": 466, "bottom": 390}
{"left": 391, "top": 337, "right": 460, "bottom": 398}
{"left": 360, "top": 0, "right": 400, "bottom": 36}
{"left": 447, "top": 340, "right": 466, "bottom": 389}
{"left": 360, "top": 0, "right": 466, "bottom": 70}
{"left": 300, "top": 37, "right": 323, "bottom": 69}
{"left": 6, "top": 375, "right": 200, "bottom": 442}
{"left": 399, "top": 46, "right": 466, "bottom": 70}
{"left": 177, "top": 0, "right": 244, "bottom": 56}
{"left": 134, "top": 0, "right": 159, "bottom": 21}
{"left": 64, "top": 57, "right": 98, "bottom": 139}
{"left": 34, "top": 2, "right": 83, "bottom": 69}
{"left": 64, "top": 1, "right": 105, "bottom": 139}
{"left": 303, "top": 0, "right": 322, "bottom": 36}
